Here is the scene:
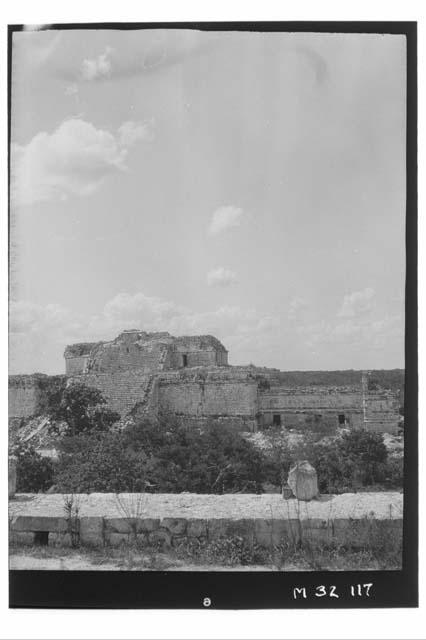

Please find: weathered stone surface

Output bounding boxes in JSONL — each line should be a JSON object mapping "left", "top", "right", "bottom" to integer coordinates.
{"left": 105, "top": 518, "right": 138, "bottom": 534}
{"left": 138, "top": 518, "right": 161, "bottom": 532}
{"left": 254, "top": 518, "right": 300, "bottom": 546}
{"left": 8, "top": 456, "right": 17, "bottom": 498}
{"left": 105, "top": 517, "right": 161, "bottom": 533}
{"left": 107, "top": 532, "right": 132, "bottom": 547}
{"left": 8, "top": 492, "right": 403, "bottom": 551}
{"left": 79, "top": 517, "right": 104, "bottom": 546}
{"left": 207, "top": 519, "right": 229, "bottom": 540}
{"left": 8, "top": 492, "right": 403, "bottom": 521}
{"left": 9, "top": 374, "right": 66, "bottom": 419}
{"left": 49, "top": 532, "right": 73, "bottom": 547}
{"left": 186, "top": 519, "right": 207, "bottom": 537}
{"left": 9, "top": 515, "right": 68, "bottom": 533}
{"left": 282, "top": 484, "right": 294, "bottom": 500}
{"left": 9, "top": 531, "right": 35, "bottom": 546}
{"left": 107, "top": 532, "right": 148, "bottom": 547}
{"left": 161, "top": 518, "right": 187, "bottom": 535}
{"left": 288, "top": 461, "right": 319, "bottom": 501}
{"left": 148, "top": 529, "right": 172, "bottom": 547}
{"left": 225, "top": 519, "right": 255, "bottom": 539}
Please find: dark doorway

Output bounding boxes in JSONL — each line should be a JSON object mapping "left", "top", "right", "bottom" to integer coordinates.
{"left": 34, "top": 531, "right": 49, "bottom": 546}
{"left": 338, "top": 413, "right": 346, "bottom": 425}
{"left": 182, "top": 354, "right": 188, "bottom": 367}
{"left": 272, "top": 414, "right": 282, "bottom": 427}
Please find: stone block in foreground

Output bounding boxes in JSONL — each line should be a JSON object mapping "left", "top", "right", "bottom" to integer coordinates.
{"left": 288, "top": 461, "right": 319, "bottom": 501}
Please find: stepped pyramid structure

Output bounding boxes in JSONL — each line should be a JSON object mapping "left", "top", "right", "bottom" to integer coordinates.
{"left": 9, "top": 330, "right": 400, "bottom": 434}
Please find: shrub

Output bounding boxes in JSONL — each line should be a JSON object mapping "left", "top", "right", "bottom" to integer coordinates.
{"left": 54, "top": 432, "right": 148, "bottom": 493}
{"left": 12, "top": 443, "right": 55, "bottom": 493}
{"left": 336, "top": 430, "right": 388, "bottom": 485}
{"left": 53, "top": 416, "right": 268, "bottom": 494}
{"left": 48, "top": 382, "right": 120, "bottom": 437}
{"left": 376, "top": 457, "right": 404, "bottom": 489}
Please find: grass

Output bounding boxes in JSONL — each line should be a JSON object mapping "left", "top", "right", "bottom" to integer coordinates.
{"left": 9, "top": 529, "right": 402, "bottom": 572}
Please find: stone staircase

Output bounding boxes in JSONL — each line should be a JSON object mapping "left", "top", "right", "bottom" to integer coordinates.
{"left": 129, "top": 374, "right": 158, "bottom": 420}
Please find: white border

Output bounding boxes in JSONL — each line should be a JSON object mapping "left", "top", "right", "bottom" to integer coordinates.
{"left": 1, "top": 1, "right": 424, "bottom": 638}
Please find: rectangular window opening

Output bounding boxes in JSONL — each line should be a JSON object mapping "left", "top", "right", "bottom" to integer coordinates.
{"left": 338, "top": 413, "right": 346, "bottom": 425}
{"left": 182, "top": 354, "right": 188, "bottom": 367}
{"left": 272, "top": 414, "right": 282, "bottom": 427}
{"left": 34, "top": 531, "right": 49, "bottom": 546}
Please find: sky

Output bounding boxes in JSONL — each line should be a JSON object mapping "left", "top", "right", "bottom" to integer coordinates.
{"left": 9, "top": 27, "right": 406, "bottom": 374}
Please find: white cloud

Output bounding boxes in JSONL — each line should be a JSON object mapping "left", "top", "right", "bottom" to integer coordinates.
{"left": 64, "top": 83, "right": 79, "bottom": 96}
{"left": 9, "top": 300, "right": 70, "bottom": 334}
{"left": 101, "top": 292, "right": 185, "bottom": 330}
{"left": 208, "top": 205, "right": 244, "bottom": 236}
{"left": 298, "top": 312, "right": 404, "bottom": 353}
{"left": 11, "top": 118, "right": 151, "bottom": 206}
{"left": 81, "top": 47, "right": 113, "bottom": 81}
{"left": 288, "top": 296, "right": 309, "bottom": 320}
{"left": 207, "top": 267, "right": 238, "bottom": 287}
{"left": 118, "top": 120, "right": 154, "bottom": 146}
{"left": 337, "top": 287, "right": 375, "bottom": 318}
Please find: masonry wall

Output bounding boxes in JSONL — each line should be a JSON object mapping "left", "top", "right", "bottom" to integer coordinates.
{"left": 158, "top": 370, "right": 258, "bottom": 420}
{"left": 9, "top": 378, "right": 40, "bottom": 418}
{"left": 259, "top": 386, "right": 399, "bottom": 433}
{"left": 69, "top": 370, "right": 154, "bottom": 416}
{"left": 171, "top": 415, "right": 258, "bottom": 432}
{"left": 87, "top": 340, "right": 168, "bottom": 374}
{"left": 168, "top": 350, "right": 224, "bottom": 369}
{"left": 9, "top": 375, "right": 65, "bottom": 419}
{"left": 65, "top": 355, "right": 89, "bottom": 376}
{"left": 260, "top": 410, "right": 363, "bottom": 431}
{"left": 9, "top": 493, "right": 403, "bottom": 552}
{"left": 364, "top": 393, "right": 401, "bottom": 434}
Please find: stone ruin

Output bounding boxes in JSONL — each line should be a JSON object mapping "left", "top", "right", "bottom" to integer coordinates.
{"left": 9, "top": 329, "right": 401, "bottom": 434}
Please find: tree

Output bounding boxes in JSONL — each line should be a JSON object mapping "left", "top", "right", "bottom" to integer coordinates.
{"left": 12, "top": 443, "right": 54, "bottom": 493}
{"left": 48, "top": 382, "right": 120, "bottom": 437}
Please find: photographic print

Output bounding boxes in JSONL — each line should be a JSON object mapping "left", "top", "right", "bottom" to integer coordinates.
{"left": 8, "top": 22, "right": 417, "bottom": 608}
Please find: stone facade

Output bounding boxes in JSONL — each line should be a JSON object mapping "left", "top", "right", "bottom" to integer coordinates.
{"left": 9, "top": 330, "right": 401, "bottom": 434}
{"left": 8, "top": 374, "right": 66, "bottom": 419}
{"left": 64, "top": 330, "right": 228, "bottom": 375}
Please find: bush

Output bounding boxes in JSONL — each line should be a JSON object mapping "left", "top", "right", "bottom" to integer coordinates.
{"left": 336, "top": 430, "right": 388, "bottom": 486}
{"left": 53, "top": 416, "right": 268, "bottom": 494}
{"left": 48, "top": 382, "right": 120, "bottom": 437}
{"left": 375, "top": 457, "right": 404, "bottom": 489}
{"left": 12, "top": 443, "right": 55, "bottom": 493}
{"left": 54, "top": 432, "right": 148, "bottom": 493}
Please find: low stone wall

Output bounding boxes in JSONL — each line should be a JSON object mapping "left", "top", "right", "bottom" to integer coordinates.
{"left": 9, "top": 492, "right": 403, "bottom": 550}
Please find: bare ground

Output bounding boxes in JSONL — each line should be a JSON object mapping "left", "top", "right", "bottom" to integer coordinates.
{"left": 9, "top": 544, "right": 400, "bottom": 572}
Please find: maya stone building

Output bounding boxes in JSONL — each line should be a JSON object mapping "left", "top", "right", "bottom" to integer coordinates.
{"left": 9, "top": 329, "right": 400, "bottom": 434}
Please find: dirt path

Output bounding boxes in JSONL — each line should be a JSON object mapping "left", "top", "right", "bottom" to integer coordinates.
{"left": 9, "top": 553, "right": 276, "bottom": 572}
